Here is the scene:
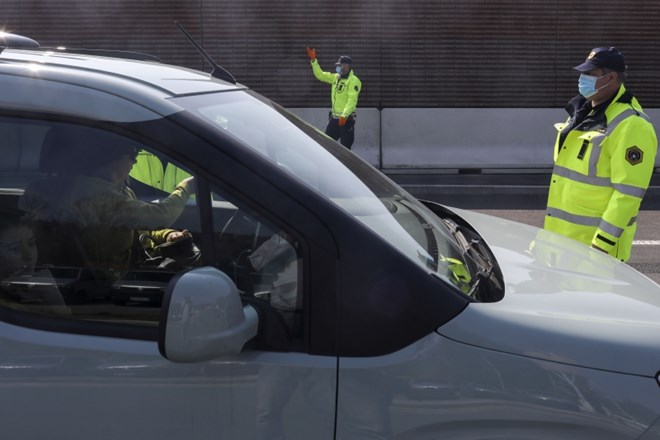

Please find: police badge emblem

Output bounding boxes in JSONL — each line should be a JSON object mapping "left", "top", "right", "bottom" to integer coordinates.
{"left": 626, "top": 146, "right": 643, "bottom": 165}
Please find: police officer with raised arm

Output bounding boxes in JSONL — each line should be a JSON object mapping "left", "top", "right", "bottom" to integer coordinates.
{"left": 306, "top": 47, "right": 362, "bottom": 149}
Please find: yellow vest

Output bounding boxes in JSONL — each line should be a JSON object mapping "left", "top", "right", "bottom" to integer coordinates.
{"left": 544, "top": 85, "right": 657, "bottom": 261}
{"left": 310, "top": 60, "right": 362, "bottom": 118}
{"left": 130, "top": 150, "right": 192, "bottom": 193}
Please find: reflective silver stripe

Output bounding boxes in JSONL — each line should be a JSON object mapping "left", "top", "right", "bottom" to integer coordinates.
{"left": 589, "top": 133, "right": 606, "bottom": 176}
{"left": 591, "top": 134, "right": 606, "bottom": 148}
{"left": 586, "top": 109, "right": 639, "bottom": 177}
{"left": 598, "top": 219, "right": 624, "bottom": 238}
{"left": 609, "top": 109, "right": 640, "bottom": 130}
{"left": 589, "top": 133, "right": 604, "bottom": 176}
{"left": 547, "top": 208, "right": 626, "bottom": 238}
{"left": 553, "top": 165, "right": 610, "bottom": 187}
{"left": 612, "top": 183, "right": 646, "bottom": 198}
{"left": 637, "top": 110, "right": 652, "bottom": 123}
{"left": 554, "top": 163, "right": 647, "bottom": 197}
{"left": 547, "top": 207, "right": 601, "bottom": 227}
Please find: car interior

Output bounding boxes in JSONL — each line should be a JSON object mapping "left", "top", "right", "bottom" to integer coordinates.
{"left": 0, "top": 118, "right": 302, "bottom": 343}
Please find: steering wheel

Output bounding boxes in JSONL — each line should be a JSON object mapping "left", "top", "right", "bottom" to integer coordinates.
{"left": 138, "top": 233, "right": 201, "bottom": 270}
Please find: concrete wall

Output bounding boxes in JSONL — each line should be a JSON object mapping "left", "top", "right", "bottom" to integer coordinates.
{"left": 290, "top": 108, "right": 660, "bottom": 171}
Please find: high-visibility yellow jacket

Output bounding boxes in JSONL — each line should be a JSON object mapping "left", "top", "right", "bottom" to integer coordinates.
{"left": 310, "top": 59, "right": 362, "bottom": 118}
{"left": 130, "top": 150, "right": 192, "bottom": 193}
{"left": 544, "top": 85, "right": 658, "bottom": 261}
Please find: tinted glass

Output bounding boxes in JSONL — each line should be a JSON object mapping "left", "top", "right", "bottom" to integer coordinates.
{"left": 175, "top": 91, "right": 472, "bottom": 292}
{"left": 0, "top": 117, "right": 302, "bottom": 344}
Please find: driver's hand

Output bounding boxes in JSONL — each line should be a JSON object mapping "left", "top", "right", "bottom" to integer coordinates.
{"left": 166, "top": 229, "right": 192, "bottom": 242}
{"left": 178, "top": 176, "right": 195, "bottom": 193}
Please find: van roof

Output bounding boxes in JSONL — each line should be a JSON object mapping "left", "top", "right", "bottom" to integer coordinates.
{"left": 0, "top": 47, "right": 245, "bottom": 96}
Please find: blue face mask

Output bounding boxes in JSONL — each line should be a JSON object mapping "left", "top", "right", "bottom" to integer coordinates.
{"left": 578, "top": 73, "right": 608, "bottom": 98}
{"left": 335, "top": 66, "right": 343, "bottom": 74}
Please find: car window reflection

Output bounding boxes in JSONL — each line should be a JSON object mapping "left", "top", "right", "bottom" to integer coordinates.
{"left": 3, "top": 122, "right": 197, "bottom": 325}
{"left": 0, "top": 119, "right": 303, "bottom": 347}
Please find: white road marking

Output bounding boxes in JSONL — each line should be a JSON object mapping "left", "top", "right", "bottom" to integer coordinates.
{"left": 633, "top": 240, "right": 660, "bottom": 245}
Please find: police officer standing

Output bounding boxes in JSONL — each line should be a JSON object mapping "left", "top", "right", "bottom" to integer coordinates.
{"left": 306, "top": 47, "right": 362, "bottom": 149}
{"left": 544, "top": 47, "right": 657, "bottom": 262}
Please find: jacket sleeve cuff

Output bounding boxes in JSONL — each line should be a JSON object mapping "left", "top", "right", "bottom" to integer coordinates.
{"left": 592, "top": 230, "right": 617, "bottom": 255}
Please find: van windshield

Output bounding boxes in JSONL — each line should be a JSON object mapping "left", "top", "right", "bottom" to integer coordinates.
{"left": 173, "top": 90, "right": 472, "bottom": 293}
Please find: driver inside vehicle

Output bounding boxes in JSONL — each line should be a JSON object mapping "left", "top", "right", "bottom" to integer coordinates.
{"left": 20, "top": 125, "right": 195, "bottom": 276}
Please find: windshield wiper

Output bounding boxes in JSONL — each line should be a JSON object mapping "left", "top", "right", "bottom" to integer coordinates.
{"left": 441, "top": 218, "right": 494, "bottom": 297}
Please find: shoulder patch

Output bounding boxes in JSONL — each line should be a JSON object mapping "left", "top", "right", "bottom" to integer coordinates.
{"left": 626, "top": 146, "right": 643, "bottom": 165}
{"left": 354, "top": 85, "right": 359, "bottom": 92}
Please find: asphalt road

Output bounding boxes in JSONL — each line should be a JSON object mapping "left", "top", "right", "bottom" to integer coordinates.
{"left": 387, "top": 171, "right": 660, "bottom": 285}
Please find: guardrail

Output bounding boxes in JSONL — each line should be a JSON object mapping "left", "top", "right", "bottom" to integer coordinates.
{"left": 290, "top": 107, "right": 660, "bottom": 172}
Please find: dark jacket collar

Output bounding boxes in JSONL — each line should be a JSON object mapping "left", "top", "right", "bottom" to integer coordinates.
{"left": 557, "top": 85, "right": 633, "bottom": 150}
{"left": 565, "top": 84, "right": 633, "bottom": 130}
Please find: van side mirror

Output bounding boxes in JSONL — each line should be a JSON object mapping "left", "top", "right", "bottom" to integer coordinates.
{"left": 158, "top": 267, "right": 258, "bottom": 362}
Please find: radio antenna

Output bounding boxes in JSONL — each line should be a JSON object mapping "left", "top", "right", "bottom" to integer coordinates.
{"left": 175, "top": 21, "right": 236, "bottom": 84}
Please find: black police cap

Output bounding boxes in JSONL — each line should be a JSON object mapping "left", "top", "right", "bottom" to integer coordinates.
{"left": 574, "top": 47, "right": 626, "bottom": 73}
